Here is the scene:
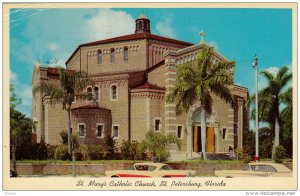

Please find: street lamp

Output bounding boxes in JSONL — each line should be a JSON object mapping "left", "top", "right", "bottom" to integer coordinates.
{"left": 252, "top": 54, "right": 259, "bottom": 162}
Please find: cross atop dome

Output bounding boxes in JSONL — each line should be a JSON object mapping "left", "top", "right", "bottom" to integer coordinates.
{"left": 135, "top": 11, "right": 151, "bottom": 34}
{"left": 200, "top": 30, "right": 206, "bottom": 44}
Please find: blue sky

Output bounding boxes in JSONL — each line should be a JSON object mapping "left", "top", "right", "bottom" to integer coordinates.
{"left": 9, "top": 8, "right": 292, "bottom": 129}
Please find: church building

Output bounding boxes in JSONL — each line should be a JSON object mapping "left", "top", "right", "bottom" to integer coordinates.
{"left": 32, "top": 12, "right": 249, "bottom": 160}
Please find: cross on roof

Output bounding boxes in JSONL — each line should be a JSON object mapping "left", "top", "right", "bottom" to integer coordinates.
{"left": 200, "top": 31, "right": 205, "bottom": 44}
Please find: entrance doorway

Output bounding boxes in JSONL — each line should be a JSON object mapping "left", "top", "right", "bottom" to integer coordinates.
{"left": 192, "top": 126, "right": 215, "bottom": 153}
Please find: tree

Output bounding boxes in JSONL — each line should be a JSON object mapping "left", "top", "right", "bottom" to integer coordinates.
{"left": 280, "top": 87, "right": 292, "bottom": 158}
{"left": 33, "top": 68, "right": 90, "bottom": 154}
{"left": 167, "top": 47, "right": 236, "bottom": 160}
{"left": 256, "top": 66, "right": 292, "bottom": 157}
{"left": 144, "top": 131, "right": 180, "bottom": 162}
{"left": 10, "top": 84, "right": 33, "bottom": 173}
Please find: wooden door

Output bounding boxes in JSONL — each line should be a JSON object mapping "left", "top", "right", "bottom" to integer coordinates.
{"left": 193, "top": 126, "right": 198, "bottom": 152}
{"left": 206, "top": 127, "right": 215, "bottom": 152}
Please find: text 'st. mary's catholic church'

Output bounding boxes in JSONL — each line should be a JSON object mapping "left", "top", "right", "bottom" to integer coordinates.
{"left": 32, "top": 13, "right": 249, "bottom": 160}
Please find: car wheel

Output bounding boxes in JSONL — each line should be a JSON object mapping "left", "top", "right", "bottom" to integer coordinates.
{"left": 163, "top": 176, "right": 171, "bottom": 178}
{"left": 225, "top": 176, "right": 233, "bottom": 178}
{"left": 111, "top": 175, "right": 120, "bottom": 178}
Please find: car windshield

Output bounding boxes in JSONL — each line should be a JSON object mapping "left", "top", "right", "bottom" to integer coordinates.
{"left": 250, "top": 165, "right": 278, "bottom": 172}
{"left": 134, "top": 165, "right": 157, "bottom": 171}
{"left": 128, "top": 165, "right": 134, "bottom": 170}
{"left": 159, "top": 165, "right": 173, "bottom": 170}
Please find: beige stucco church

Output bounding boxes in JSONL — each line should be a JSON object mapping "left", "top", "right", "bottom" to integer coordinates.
{"left": 32, "top": 13, "right": 249, "bottom": 160}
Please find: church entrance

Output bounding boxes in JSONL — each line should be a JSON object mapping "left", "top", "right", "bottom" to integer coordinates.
{"left": 192, "top": 126, "right": 215, "bottom": 153}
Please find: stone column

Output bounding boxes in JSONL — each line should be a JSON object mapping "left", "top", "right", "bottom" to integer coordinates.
{"left": 186, "top": 122, "right": 193, "bottom": 154}
{"left": 237, "top": 99, "right": 244, "bottom": 149}
{"left": 146, "top": 97, "right": 150, "bottom": 131}
{"left": 214, "top": 123, "right": 219, "bottom": 153}
{"left": 164, "top": 54, "right": 177, "bottom": 135}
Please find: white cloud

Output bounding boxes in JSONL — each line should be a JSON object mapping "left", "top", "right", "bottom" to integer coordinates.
{"left": 84, "top": 9, "right": 135, "bottom": 42}
{"left": 47, "top": 42, "right": 59, "bottom": 51}
{"left": 10, "top": 9, "right": 137, "bottom": 117}
{"left": 155, "top": 17, "right": 176, "bottom": 38}
{"left": 10, "top": 70, "right": 17, "bottom": 81}
{"left": 10, "top": 70, "right": 32, "bottom": 117}
{"left": 265, "top": 66, "right": 279, "bottom": 75}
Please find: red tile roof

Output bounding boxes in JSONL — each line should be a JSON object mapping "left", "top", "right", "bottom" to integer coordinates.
{"left": 81, "top": 32, "right": 193, "bottom": 47}
{"left": 40, "top": 67, "right": 75, "bottom": 77}
{"left": 133, "top": 82, "right": 165, "bottom": 90}
{"left": 46, "top": 67, "right": 60, "bottom": 75}
{"left": 66, "top": 32, "right": 193, "bottom": 64}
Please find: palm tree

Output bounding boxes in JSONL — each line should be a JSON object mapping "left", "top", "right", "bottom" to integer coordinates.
{"left": 258, "top": 66, "right": 292, "bottom": 156}
{"left": 167, "top": 47, "right": 236, "bottom": 160}
{"left": 280, "top": 87, "right": 292, "bottom": 157}
{"left": 33, "top": 67, "right": 90, "bottom": 154}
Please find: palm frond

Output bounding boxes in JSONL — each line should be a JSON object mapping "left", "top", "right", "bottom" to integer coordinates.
{"left": 261, "top": 70, "right": 274, "bottom": 82}
{"left": 210, "top": 83, "right": 236, "bottom": 110}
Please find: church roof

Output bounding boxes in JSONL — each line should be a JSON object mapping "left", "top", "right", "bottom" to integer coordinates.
{"left": 81, "top": 32, "right": 192, "bottom": 47}
{"left": 66, "top": 32, "right": 193, "bottom": 64}
{"left": 133, "top": 82, "right": 165, "bottom": 90}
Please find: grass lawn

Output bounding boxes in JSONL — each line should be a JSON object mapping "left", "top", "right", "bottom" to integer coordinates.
{"left": 16, "top": 159, "right": 147, "bottom": 165}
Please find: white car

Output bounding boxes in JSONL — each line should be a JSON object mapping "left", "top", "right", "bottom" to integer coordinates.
{"left": 215, "top": 162, "right": 292, "bottom": 177}
{"left": 105, "top": 162, "right": 196, "bottom": 178}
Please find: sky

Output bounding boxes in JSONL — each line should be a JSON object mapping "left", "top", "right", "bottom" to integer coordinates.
{"left": 9, "top": 7, "right": 293, "bottom": 129}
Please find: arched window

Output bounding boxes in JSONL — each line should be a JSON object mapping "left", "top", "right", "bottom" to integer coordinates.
{"left": 123, "top": 47, "right": 128, "bottom": 62}
{"left": 93, "top": 86, "right": 99, "bottom": 100}
{"left": 110, "top": 48, "right": 115, "bottom": 63}
{"left": 87, "top": 87, "right": 92, "bottom": 101}
{"left": 111, "top": 85, "right": 118, "bottom": 100}
{"left": 97, "top": 50, "right": 102, "bottom": 64}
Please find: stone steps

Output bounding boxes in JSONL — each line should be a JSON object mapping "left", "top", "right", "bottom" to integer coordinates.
{"left": 169, "top": 151, "right": 231, "bottom": 161}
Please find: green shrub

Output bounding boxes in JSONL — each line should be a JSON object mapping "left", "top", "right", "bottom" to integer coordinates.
{"left": 76, "top": 144, "right": 88, "bottom": 161}
{"left": 103, "top": 136, "right": 117, "bottom": 160}
{"left": 55, "top": 144, "right": 70, "bottom": 160}
{"left": 47, "top": 144, "right": 56, "bottom": 160}
{"left": 243, "top": 155, "right": 252, "bottom": 163}
{"left": 235, "top": 148, "right": 243, "bottom": 160}
{"left": 274, "top": 145, "right": 286, "bottom": 163}
{"left": 137, "top": 140, "right": 148, "bottom": 160}
{"left": 120, "top": 140, "right": 138, "bottom": 160}
{"left": 235, "top": 147, "right": 252, "bottom": 163}
{"left": 59, "top": 130, "right": 68, "bottom": 145}
{"left": 144, "top": 131, "right": 180, "bottom": 162}
{"left": 87, "top": 145, "right": 104, "bottom": 160}
{"left": 30, "top": 141, "right": 48, "bottom": 160}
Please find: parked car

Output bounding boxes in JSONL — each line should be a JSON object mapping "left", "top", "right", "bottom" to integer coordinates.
{"left": 10, "top": 170, "right": 18, "bottom": 177}
{"left": 105, "top": 162, "right": 196, "bottom": 178}
{"left": 215, "top": 162, "right": 292, "bottom": 177}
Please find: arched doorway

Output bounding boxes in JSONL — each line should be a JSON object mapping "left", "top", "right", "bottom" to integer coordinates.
{"left": 187, "top": 104, "right": 219, "bottom": 153}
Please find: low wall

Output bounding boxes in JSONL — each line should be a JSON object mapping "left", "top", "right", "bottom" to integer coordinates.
{"left": 11, "top": 162, "right": 293, "bottom": 176}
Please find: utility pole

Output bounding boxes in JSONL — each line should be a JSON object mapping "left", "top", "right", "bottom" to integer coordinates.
{"left": 252, "top": 54, "right": 259, "bottom": 162}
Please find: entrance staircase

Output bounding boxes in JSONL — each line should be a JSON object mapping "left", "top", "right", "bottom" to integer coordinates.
{"left": 169, "top": 150, "right": 201, "bottom": 161}
{"left": 169, "top": 151, "right": 231, "bottom": 161}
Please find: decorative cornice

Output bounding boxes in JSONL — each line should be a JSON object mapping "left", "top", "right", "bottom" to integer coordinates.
{"left": 131, "top": 91, "right": 165, "bottom": 100}
{"left": 164, "top": 43, "right": 229, "bottom": 62}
